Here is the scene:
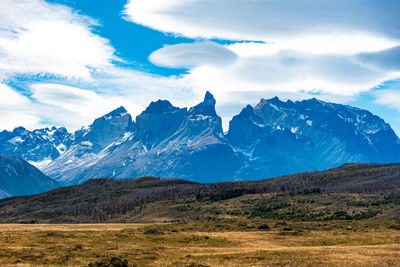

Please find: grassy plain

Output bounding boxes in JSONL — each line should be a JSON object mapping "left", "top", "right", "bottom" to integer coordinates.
{"left": 0, "top": 220, "right": 399, "bottom": 266}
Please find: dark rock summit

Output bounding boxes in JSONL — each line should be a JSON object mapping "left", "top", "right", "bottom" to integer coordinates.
{"left": 74, "top": 106, "right": 134, "bottom": 151}
{"left": 189, "top": 91, "right": 218, "bottom": 117}
{"left": 143, "top": 100, "right": 180, "bottom": 114}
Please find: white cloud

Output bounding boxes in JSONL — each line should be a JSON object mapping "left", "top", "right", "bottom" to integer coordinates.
{"left": 374, "top": 89, "right": 400, "bottom": 112}
{"left": 0, "top": 84, "right": 30, "bottom": 107}
{"left": 1, "top": 80, "right": 144, "bottom": 131}
{"left": 30, "top": 83, "right": 143, "bottom": 130}
{"left": 0, "top": 65, "right": 203, "bottom": 132}
{"left": 91, "top": 66, "right": 199, "bottom": 106}
{"left": 357, "top": 46, "right": 400, "bottom": 72}
{"left": 0, "top": 111, "right": 41, "bottom": 132}
{"left": 127, "top": 0, "right": 400, "bottom": 101}
{"left": 149, "top": 41, "right": 238, "bottom": 68}
{"left": 0, "top": 0, "right": 114, "bottom": 80}
{"left": 0, "top": 0, "right": 207, "bottom": 131}
{"left": 32, "top": 84, "right": 106, "bottom": 113}
{"left": 0, "top": 0, "right": 129, "bottom": 131}
{"left": 2, "top": 0, "right": 400, "bottom": 133}
{"left": 228, "top": 36, "right": 397, "bottom": 57}
{"left": 0, "top": 84, "right": 41, "bottom": 130}
{"left": 124, "top": 0, "right": 400, "bottom": 51}
{"left": 149, "top": 43, "right": 398, "bottom": 98}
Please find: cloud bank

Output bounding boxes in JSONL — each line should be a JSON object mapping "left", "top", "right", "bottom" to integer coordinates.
{"left": 124, "top": 0, "right": 400, "bottom": 117}
{"left": 0, "top": 0, "right": 191, "bottom": 131}
{"left": 124, "top": 0, "right": 400, "bottom": 42}
{"left": 1, "top": 0, "right": 400, "bottom": 133}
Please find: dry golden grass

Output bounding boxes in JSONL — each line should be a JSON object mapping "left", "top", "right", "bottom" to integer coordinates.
{"left": 0, "top": 220, "right": 399, "bottom": 266}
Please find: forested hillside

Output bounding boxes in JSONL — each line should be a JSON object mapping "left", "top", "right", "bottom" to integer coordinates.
{"left": 0, "top": 163, "right": 399, "bottom": 223}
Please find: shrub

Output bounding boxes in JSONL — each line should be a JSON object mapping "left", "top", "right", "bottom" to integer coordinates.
{"left": 258, "top": 224, "right": 270, "bottom": 230}
{"left": 143, "top": 228, "right": 163, "bottom": 235}
{"left": 87, "top": 256, "right": 132, "bottom": 267}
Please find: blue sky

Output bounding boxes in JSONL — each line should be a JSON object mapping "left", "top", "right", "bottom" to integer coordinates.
{"left": 0, "top": 0, "right": 400, "bottom": 134}
{"left": 46, "top": 0, "right": 192, "bottom": 76}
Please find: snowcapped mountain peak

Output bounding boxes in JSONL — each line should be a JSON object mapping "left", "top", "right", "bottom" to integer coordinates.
{"left": 239, "top": 105, "right": 257, "bottom": 117}
{"left": 0, "top": 126, "right": 71, "bottom": 164}
{"left": 251, "top": 97, "right": 400, "bottom": 163}
{"left": 135, "top": 101, "right": 187, "bottom": 145}
{"left": 256, "top": 97, "right": 298, "bottom": 114}
{"left": 305, "top": 97, "right": 320, "bottom": 103}
{"left": 102, "top": 106, "right": 128, "bottom": 119}
{"left": 13, "top": 126, "right": 28, "bottom": 135}
{"left": 74, "top": 107, "right": 134, "bottom": 151}
{"left": 142, "top": 100, "right": 180, "bottom": 114}
{"left": 270, "top": 96, "right": 280, "bottom": 102}
{"left": 232, "top": 105, "right": 265, "bottom": 127}
{"left": 227, "top": 104, "right": 268, "bottom": 146}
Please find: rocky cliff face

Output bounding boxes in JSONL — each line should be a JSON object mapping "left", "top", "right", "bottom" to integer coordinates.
{"left": 40, "top": 106, "right": 134, "bottom": 184}
{"left": 227, "top": 97, "right": 400, "bottom": 177}
{"left": 46, "top": 92, "right": 244, "bottom": 185}
{"left": 1, "top": 93, "right": 400, "bottom": 186}
{"left": 252, "top": 97, "right": 400, "bottom": 164}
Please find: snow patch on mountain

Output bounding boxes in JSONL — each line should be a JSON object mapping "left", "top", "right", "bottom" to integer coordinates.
{"left": 7, "top": 136, "right": 24, "bottom": 145}
{"left": 29, "top": 157, "right": 53, "bottom": 169}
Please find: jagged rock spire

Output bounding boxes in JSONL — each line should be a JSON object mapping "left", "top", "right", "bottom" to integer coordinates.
{"left": 189, "top": 91, "right": 217, "bottom": 116}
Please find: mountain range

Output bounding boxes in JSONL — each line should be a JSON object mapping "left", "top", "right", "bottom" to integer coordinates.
{"left": 1, "top": 92, "right": 400, "bottom": 186}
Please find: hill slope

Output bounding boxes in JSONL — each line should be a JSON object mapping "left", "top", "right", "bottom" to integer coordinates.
{"left": 0, "top": 163, "right": 399, "bottom": 223}
{"left": 0, "top": 154, "right": 59, "bottom": 198}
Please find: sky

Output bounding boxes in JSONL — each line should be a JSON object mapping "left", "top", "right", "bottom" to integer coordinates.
{"left": 1, "top": 0, "right": 400, "bottom": 134}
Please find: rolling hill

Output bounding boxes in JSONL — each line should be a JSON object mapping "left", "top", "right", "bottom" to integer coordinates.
{"left": 0, "top": 163, "right": 399, "bottom": 223}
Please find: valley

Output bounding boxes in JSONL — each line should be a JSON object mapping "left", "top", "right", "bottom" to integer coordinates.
{"left": 0, "top": 148, "right": 399, "bottom": 266}
{"left": 0, "top": 220, "right": 399, "bottom": 266}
